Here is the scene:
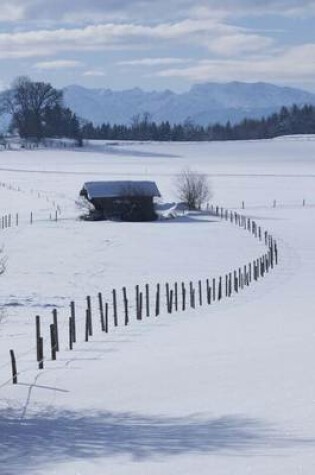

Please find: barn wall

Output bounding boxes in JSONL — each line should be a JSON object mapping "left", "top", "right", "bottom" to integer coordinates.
{"left": 91, "top": 196, "right": 157, "bottom": 221}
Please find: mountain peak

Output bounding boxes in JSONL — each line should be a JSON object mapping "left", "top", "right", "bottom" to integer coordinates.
{"left": 63, "top": 81, "right": 315, "bottom": 126}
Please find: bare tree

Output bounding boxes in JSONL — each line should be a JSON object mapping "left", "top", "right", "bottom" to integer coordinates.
{"left": 175, "top": 168, "right": 212, "bottom": 210}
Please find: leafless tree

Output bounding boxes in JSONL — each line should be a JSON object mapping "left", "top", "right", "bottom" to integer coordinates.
{"left": 175, "top": 168, "right": 212, "bottom": 210}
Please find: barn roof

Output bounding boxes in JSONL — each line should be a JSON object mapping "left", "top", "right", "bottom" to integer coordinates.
{"left": 81, "top": 181, "right": 161, "bottom": 199}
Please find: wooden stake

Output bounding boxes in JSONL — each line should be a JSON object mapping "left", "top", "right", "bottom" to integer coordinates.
{"left": 10, "top": 350, "right": 17, "bottom": 384}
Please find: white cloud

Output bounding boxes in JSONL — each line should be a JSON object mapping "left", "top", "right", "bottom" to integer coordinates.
{"left": 0, "top": 17, "right": 275, "bottom": 63}
{"left": 207, "top": 34, "right": 274, "bottom": 56}
{"left": 33, "top": 60, "right": 84, "bottom": 70}
{"left": 0, "top": 19, "right": 247, "bottom": 59}
{"left": 157, "top": 43, "right": 315, "bottom": 84}
{"left": 1, "top": 0, "right": 315, "bottom": 23}
{"left": 83, "top": 70, "right": 106, "bottom": 77}
{"left": 118, "top": 57, "right": 191, "bottom": 66}
{"left": 0, "top": 3, "right": 25, "bottom": 21}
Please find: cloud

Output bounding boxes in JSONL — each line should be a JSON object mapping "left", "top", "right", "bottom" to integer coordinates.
{"left": 207, "top": 33, "right": 274, "bottom": 56}
{"left": 157, "top": 43, "right": 315, "bottom": 84}
{"left": 1, "top": 0, "right": 314, "bottom": 23}
{"left": 83, "top": 70, "right": 106, "bottom": 77}
{"left": 118, "top": 57, "right": 191, "bottom": 66}
{"left": 0, "top": 19, "right": 248, "bottom": 59}
{"left": 33, "top": 60, "right": 84, "bottom": 70}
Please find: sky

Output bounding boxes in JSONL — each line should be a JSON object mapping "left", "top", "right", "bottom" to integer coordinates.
{"left": 0, "top": 0, "right": 315, "bottom": 92}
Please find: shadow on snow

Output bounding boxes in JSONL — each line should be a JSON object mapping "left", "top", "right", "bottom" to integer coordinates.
{"left": 0, "top": 408, "right": 314, "bottom": 474}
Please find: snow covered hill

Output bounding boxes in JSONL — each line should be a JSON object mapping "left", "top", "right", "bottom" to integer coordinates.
{"left": 1, "top": 137, "right": 315, "bottom": 474}
{"left": 63, "top": 81, "right": 315, "bottom": 126}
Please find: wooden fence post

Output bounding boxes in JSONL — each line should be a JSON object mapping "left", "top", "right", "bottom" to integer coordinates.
{"left": 174, "top": 282, "right": 178, "bottom": 311}
{"left": 70, "top": 301, "right": 76, "bottom": 342}
{"left": 36, "top": 315, "right": 41, "bottom": 364}
{"left": 155, "top": 283, "right": 160, "bottom": 316}
{"left": 165, "top": 283, "right": 170, "bottom": 313}
{"left": 87, "top": 296, "right": 93, "bottom": 336}
{"left": 234, "top": 270, "right": 238, "bottom": 292}
{"left": 218, "top": 277, "right": 222, "bottom": 301}
{"left": 113, "top": 289, "right": 118, "bottom": 326}
{"left": 139, "top": 291, "right": 143, "bottom": 319}
{"left": 52, "top": 309, "right": 59, "bottom": 351}
{"left": 122, "top": 287, "right": 129, "bottom": 325}
{"left": 145, "top": 284, "right": 150, "bottom": 317}
{"left": 50, "top": 324, "right": 57, "bottom": 359}
{"left": 169, "top": 290, "right": 174, "bottom": 313}
{"left": 85, "top": 309, "right": 89, "bottom": 342}
{"left": 189, "top": 282, "right": 194, "bottom": 308}
{"left": 136, "top": 285, "right": 140, "bottom": 320}
{"left": 69, "top": 317, "right": 74, "bottom": 350}
{"left": 198, "top": 280, "right": 202, "bottom": 306}
{"left": 206, "top": 279, "right": 211, "bottom": 305}
{"left": 181, "top": 282, "right": 186, "bottom": 311}
{"left": 10, "top": 350, "right": 17, "bottom": 384}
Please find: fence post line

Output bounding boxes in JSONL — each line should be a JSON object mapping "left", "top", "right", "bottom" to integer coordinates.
{"left": 98, "top": 292, "right": 105, "bottom": 331}
{"left": 10, "top": 350, "right": 18, "bottom": 384}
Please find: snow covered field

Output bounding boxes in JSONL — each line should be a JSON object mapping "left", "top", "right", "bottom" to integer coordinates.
{"left": 0, "top": 137, "right": 315, "bottom": 475}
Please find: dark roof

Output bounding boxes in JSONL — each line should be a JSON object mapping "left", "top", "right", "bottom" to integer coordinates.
{"left": 81, "top": 181, "right": 161, "bottom": 199}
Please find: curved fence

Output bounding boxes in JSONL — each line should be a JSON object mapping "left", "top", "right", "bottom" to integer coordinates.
{"left": 5, "top": 204, "right": 279, "bottom": 387}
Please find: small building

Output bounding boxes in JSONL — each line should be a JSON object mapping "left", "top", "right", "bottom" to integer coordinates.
{"left": 80, "top": 180, "right": 161, "bottom": 222}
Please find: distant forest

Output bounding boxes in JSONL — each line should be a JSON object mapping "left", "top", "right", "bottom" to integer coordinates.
{"left": 81, "top": 104, "right": 315, "bottom": 142}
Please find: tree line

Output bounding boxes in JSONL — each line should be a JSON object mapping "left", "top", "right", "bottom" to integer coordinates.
{"left": 1, "top": 77, "right": 315, "bottom": 144}
{"left": 81, "top": 105, "right": 315, "bottom": 141}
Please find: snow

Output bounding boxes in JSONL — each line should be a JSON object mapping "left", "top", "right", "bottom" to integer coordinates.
{"left": 0, "top": 136, "right": 315, "bottom": 475}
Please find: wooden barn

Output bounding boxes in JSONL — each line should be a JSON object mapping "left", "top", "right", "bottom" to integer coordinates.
{"left": 80, "top": 180, "right": 161, "bottom": 221}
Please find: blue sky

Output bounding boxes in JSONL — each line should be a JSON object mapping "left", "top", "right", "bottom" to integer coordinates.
{"left": 0, "top": 0, "right": 314, "bottom": 92}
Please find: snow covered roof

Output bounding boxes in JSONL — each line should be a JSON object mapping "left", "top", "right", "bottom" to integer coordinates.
{"left": 81, "top": 181, "right": 161, "bottom": 199}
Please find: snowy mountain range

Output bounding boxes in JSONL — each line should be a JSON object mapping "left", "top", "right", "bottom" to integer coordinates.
{"left": 63, "top": 81, "right": 315, "bottom": 126}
